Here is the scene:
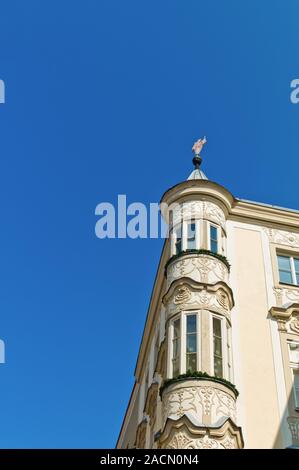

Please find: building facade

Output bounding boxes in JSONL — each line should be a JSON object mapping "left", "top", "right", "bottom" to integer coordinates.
{"left": 117, "top": 142, "right": 299, "bottom": 449}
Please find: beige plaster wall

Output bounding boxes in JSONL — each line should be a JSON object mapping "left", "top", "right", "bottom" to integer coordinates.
{"left": 233, "top": 227, "right": 281, "bottom": 448}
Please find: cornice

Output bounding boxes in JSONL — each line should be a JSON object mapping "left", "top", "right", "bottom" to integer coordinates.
{"left": 162, "top": 277, "right": 234, "bottom": 309}
{"left": 231, "top": 199, "right": 299, "bottom": 230}
{"left": 160, "top": 179, "right": 299, "bottom": 230}
{"left": 160, "top": 180, "right": 233, "bottom": 223}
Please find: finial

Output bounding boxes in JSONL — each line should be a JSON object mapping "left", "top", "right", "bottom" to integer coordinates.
{"left": 192, "top": 136, "right": 207, "bottom": 169}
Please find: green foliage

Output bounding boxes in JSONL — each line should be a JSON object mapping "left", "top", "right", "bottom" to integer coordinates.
{"left": 160, "top": 370, "right": 239, "bottom": 397}
{"left": 165, "top": 249, "right": 231, "bottom": 273}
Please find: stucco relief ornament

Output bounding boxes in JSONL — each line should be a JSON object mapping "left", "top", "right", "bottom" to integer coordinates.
{"left": 166, "top": 432, "right": 193, "bottom": 449}
{"left": 216, "top": 289, "right": 229, "bottom": 310}
{"left": 287, "top": 417, "right": 299, "bottom": 441}
{"left": 290, "top": 316, "right": 299, "bottom": 334}
{"left": 166, "top": 432, "right": 220, "bottom": 450}
{"left": 174, "top": 286, "right": 191, "bottom": 304}
{"left": 199, "top": 387, "right": 214, "bottom": 415}
{"left": 263, "top": 228, "right": 299, "bottom": 247}
{"left": 285, "top": 289, "right": 299, "bottom": 302}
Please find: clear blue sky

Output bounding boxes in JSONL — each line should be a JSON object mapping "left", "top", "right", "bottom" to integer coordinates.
{"left": 0, "top": 0, "right": 298, "bottom": 448}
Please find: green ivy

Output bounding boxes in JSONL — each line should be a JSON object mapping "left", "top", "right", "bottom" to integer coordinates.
{"left": 165, "top": 249, "right": 231, "bottom": 273}
{"left": 160, "top": 370, "right": 239, "bottom": 397}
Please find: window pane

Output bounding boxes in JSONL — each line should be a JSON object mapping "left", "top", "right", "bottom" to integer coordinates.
{"left": 210, "top": 225, "right": 217, "bottom": 240}
{"left": 187, "top": 334, "right": 196, "bottom": 353}
{"left": 213, "top": 317, "right": 223, "bottom": 378}
{"left": 277, "top": 256, "right": 293, "bottom": 284}
{"left": 173, "top": 358, "right": 179, "bottom": 377}
{"left": 173, "top": 319, "right": 180, "bottom": 338}
{"left": 186, "top": 314, "right": 197, "bottom": 372}
{"left": 289, "top": 343, "right": 299, "bottom": 364}
{"left": 213, "top": 317, "right": 222, "bottom": 337}
{"left": 214, "top": 337, "right": 222, "bottom": 357}
{"left": 187, "top": 315, "right": 196, "bottom": 333}
{"left": 186, "top": 353, "right": 197, "bottom": 373}
{"left": 211, "top": 240, "right": 218, "bottom": 254}
{"left": 172, "top": 318, "right": 181, "bottom": 377}
{"left": 175, "top": 225, "right": 182, "bottom": 254}
{"left": 187, "top": 222, "right": 196, "bottom": 250}
{"left": 214, "top": 357, "right": 223, "bottom": 378}
{"left": 294, "top": 259, "right": 299, "bottom": 285}
{"left": 277, "top": 255, "right": 291, "bottom": 271}
{"left": 173, "top": 338, "right": 179, "bottom": 357}
{"left": 279, "top": 270, "right": 293, "bottom": 284}
{"left": 210, "top": 225, "right": 218, "bottom": 253}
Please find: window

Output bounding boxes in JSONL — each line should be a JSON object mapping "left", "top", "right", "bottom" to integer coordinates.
{"left": 210, "top": 225, "right": 218, "bottom": 254}
{"left": 277, "top": 254, "right": 299, "bottom": 285}
{"left": 187, "top": 221, "right": 196, "bottom": 250}
{"left": 172, "top": 318, "right": 181, "bottom": 377}
{"left": 169, "top": 312, "right": 199, "bottom": 378}
{"left": 175, "top": 225, "right": 182, "bottom": 255}
{"left": 186, "top": 314, "right": 197, "bottom": 372}
{"left": 294, "top": 371, "right": 299, "bottom": 409}
{"left": 213, "top": 317, "right": 223, "bottom": 378}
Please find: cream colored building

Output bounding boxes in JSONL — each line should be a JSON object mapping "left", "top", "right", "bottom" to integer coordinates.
{"left": 117, "top": 149, "right": 299, "bottom": 449}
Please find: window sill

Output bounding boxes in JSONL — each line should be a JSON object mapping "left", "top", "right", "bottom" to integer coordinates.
{"left": 278, "top": 282, "right": 299, "bottom": 289}
{"left": 160, "top": 371, "right": 239, "bottom": 398}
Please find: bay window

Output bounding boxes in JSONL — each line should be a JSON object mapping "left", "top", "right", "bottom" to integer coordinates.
{"left": 170, "top": 220, "right": 227, "bottom": 257}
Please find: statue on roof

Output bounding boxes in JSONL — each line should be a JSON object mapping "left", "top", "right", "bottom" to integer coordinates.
{"left": 192, "top": 137, "right": 207, "bottom": 156}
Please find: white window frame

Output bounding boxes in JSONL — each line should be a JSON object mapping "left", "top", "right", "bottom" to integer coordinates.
{"left": 277, "top": 254, "right": 299, "bottom": 286}
{"left": 171, "top": 220, "right": 201, "bottom": 256}
{"left": 168, "top": 311, "right": 200, "bottom": 378}
{"left": 185, "top": 219, "right": 200, "bottom": 251}
{"left": 210, "top": 314, "right": 231, "bottom": 380}
{"left": 208, "top": 222, "right": 221, "bottom": 254}
{"left": 173, "top": 224, "right": 182, "bottom": 255}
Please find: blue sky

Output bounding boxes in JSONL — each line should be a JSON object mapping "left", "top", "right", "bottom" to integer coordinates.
{"left": 0, "top": 0, "right": 298, "bottom": 448}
